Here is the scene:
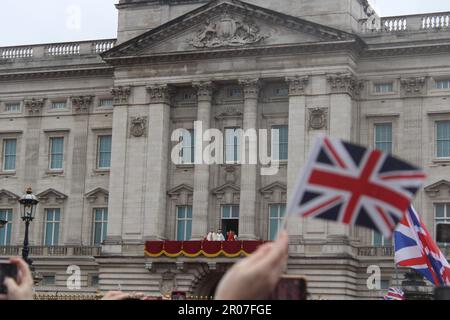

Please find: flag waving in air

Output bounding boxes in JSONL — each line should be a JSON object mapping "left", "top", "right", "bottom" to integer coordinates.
{"left": 394, "top": 206, "right": 450, "bottom": 285}
{"left": 287, "top": 136, "right": 426, "bottom": 237}
{"left": 383, "top": 287, "right": 406, "bottom": 300}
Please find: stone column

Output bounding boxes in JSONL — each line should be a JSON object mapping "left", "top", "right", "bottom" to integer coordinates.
{"left": 104, "top": 87, "right": 131, "bottom": 253}
{"left": 286, "top": 76, "right": 309, "bottom": 243}
{"left": 238, "top": 78, "right": 260, "bottom": 240}
{"left": 327, "top": 73, "right": 360, "bottom": 239}
{"left": 143, "top": 85, "right": 171, "bottom": 240}
{"left": 191, "top": 81, "right": 214, "bottom": 240}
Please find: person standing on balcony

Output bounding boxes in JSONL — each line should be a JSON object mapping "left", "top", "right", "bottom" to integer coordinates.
{"left": 217, "top": 229, "right": 225, "bottom": 241}
{"left": 226, "top": 230, "right": 236, "bottom": 241}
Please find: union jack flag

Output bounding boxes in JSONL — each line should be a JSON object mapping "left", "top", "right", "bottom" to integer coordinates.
{"left": 383, "top": 287, "right": 406, "bottom": 300}
{"left": 287, "top": 136, "right": 426, "bottom": 237}
{"left": 394, "top": 206, "right": 450, "bottom": 285}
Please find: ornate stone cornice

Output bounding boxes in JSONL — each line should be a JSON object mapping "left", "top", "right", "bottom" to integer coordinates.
{"left": 147, "top": 84, "right": 171, "bottom": 104}
{"left": 400, "top": 77, "right": 427, "bottom": 95}
{"left": 238, "top": 78, "right": 260, "bottom": 99}
{"left": 327, "top": 73, "right": 363, "bottom": 97}
{"left": 24, "top": 98, "right": 45, "bottom": 115}
{"left": 192, "top": 81, "right": 215, "bottom": 102}
{"left": 71, "top": 96, "right": 93, "bottom": 114}
{"left": 0, "top": 67, "right": 113, "bottom": 81}
{"left": 286, "top": 75, "right": 310, "bottom": 96}
{"left": 111, "top": 86, "right": 131, "bottom": 105}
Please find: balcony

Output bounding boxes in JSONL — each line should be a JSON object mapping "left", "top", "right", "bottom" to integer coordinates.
{"left": 357, "top": 246, "right": 394, "bottom": 257}
{"left": 0, "top": 246, "right": 101, "bottom": 257}
{"left": 357, "top": 245, "right": 450, "bottom": 259}
{"left": 360, "top": 12, "right": 450, "bottom": 33}
{"left": 0, "top": 39, "right": 116, "bottom": 61}
{"left": 145, "top": 240, "right": 265, "bottom": 258}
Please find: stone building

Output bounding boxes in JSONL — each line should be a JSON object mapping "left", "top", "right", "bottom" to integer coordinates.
{"left": 0, "top": 0, "right": 449, "bottom": 299}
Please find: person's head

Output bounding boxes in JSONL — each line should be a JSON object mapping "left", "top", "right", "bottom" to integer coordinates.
{"left": 218, "top": 229, "right": 222, "bottom": 234}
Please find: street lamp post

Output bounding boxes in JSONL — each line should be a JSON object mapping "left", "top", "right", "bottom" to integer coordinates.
{"left": 18, "top": 187, "right": 39, "bottom": 267}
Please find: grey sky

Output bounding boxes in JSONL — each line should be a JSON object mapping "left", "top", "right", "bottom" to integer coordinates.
{"left": 0, "top": 0, "right": 449, "bottom": 46}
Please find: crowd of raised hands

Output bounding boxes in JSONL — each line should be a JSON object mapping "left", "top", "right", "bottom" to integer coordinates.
{"left": 0, "top": 231, "right": 289, "bottom": 301}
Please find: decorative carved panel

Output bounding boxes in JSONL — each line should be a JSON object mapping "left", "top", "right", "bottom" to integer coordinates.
{"left": 24, "top": 99, "right": 45, "bottom": 115}
{"left": 129, "top": 116, "right": 148, "bottom": 138}
{"left": 188, "top": 13, "right": 269, "bottom": 48}
{"left": 308, "top": 107, "right": 328, "bottom": 130}
{"left": 71, "top": 96, "right": 93, "bottom": 114}
{"left": 111, "top": 86, "right": 131, "bottom": 105}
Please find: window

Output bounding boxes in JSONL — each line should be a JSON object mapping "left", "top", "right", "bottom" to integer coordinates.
{"left": 228, "top": 88, "right": 242, "bottom": 98}
{"left": 93, "top": 208, "right": 108, "bottom": 245}
{"left": 271, "top": 125, "right": 288, "bottom": 161}
{"left": 268, "top": 204, "right": 286, "bottom": 241}
{"left": 225, "top": 127, "right": 241, "bottom": 164}
{"left": 180, "top": 129, "right": 195, "bottom": 164}
{"left": 97, "top": 135, "right": 112, "bottom": 169}
{"left": 3, "top": 139, "right": 17, "bottom": 171}
{"left": 5, "top": 103, "right": 20, "bottom": 113}
{"left": 374, "top": 123, "right": 393, "bottom": 154}
{"left": 435, "top": 203, "right": 450, "bottom": 245}
{"left": 49, "top": 137, "right": 64, "bottom": 170}
{"left": 44, "top": 208, "right": 60, "bottom": 246}
{"left": 380, "top": 280, "right": 390, "bottom": 290}
{"left": 372, "top": 232, "right": 392, "bottom": 246}
{"left": 90, "top": 275, "right": 99, "bottom": 287}
{"left": 437, "top": 121, "right": 450, "bottom": 158}
{"left": 374, "top": 83, "right": 394, "bottom": 93}
{"left": 99, "top": 99, "right": 113, "bottom": 107}
{"left": 221, "top": 205, "right": 239, "bottom": 237}
{"left": 42, "top": 275, "right": 56, "bottom": 286}
{"left": 50, "top": 101, "right": 67, "bottom": 110}
{"left": 0, "top": 209, "right": 12, "bottom": 245}
{"left": 435, "top": 80, "right": 450, "bottom": 90}
{"left": 176, "top": 206, "right": 192, "bottom": 241}
{"left": 273, "top": 87, "right": 288, "bottom": 97}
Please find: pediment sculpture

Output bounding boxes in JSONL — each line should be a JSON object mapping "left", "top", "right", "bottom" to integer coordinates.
{"left": 189, "top": 14, "right": 268, "bottom": 48}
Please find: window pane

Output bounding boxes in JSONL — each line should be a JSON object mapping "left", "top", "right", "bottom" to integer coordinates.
{"left": 177, "top": 220, "right": 185, "bottom": 241}
{"left": 437, "top": 121, "right": 450, "bottom": 157}
{"left": 45, "top": 223, "right": 53, "bottom": 245}
{"left": 373, "top": 232, "right": 383, "bottom": 246}
{"left": 269, "top": 219, "right": 279, "bottom": 241}
{"left": 177, "top": 206, "right": 185, "bottom": 219}
{"left": 54, "top": 209, "right": 61, "bottom": 221}
{"left": 225, "top": 128, "right": 241, "bottom": 163}
{"left": 94, "top": 222, "right": 102, "bottom": 245}
{"left": 102, "top": 222, "right": 108, "bottom": 243}
{"left": 98, "top": 135, "right": 112, "bottom": 168}
{"left": 187, "top": 206, "right": 192, "bottom": 219}
{"left": 53, "top": 223, "right": 60, "bottom": 245}
{"left": 222, "top": 205, "right": 231, "bottom": 219}
{"left": 50, "top": 137, "right": 64, "bottom": 169}
{"left": 3, "top": 139, "right": 17, "bottom": 171}
{"left": 185, "top": 219, "right": 192, "bottom": 241}
{"left": 375, "top": 123, "right": 392, "bottom": 153}
{"left": 232, "top": 205, "right": 239, "bottom": 218}
{"left": 436, "top": 204, "right": 445, "bottom": 218}
{"left": 270, "top": 205, "right": 278, "bottom": 218}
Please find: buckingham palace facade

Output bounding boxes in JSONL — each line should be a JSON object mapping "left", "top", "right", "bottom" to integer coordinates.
{"left": 0, "top": 0, "right": 450, "bottom": 299}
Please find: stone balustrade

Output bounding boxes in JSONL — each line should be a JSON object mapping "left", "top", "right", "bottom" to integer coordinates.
{"left": 0, "top": 39, "right": 116, "bottom": 60}
{"left": 357, "top": 245, "right": 450, "bottom": 258}
{"left": 0, "top": 245, "right": 102, "bottom": 257}
{"left": 360, "top": 12, "right": 450, "bottom": 33}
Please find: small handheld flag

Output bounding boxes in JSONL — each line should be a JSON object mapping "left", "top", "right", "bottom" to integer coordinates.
{"left": 287, "top": 135, "right": 426, "bottom": 238}
{"left": 383, "top": 287, "right": 406, "bottom": 300}
{"left": 394, "top": 206, "right": 450, "bottom": 285}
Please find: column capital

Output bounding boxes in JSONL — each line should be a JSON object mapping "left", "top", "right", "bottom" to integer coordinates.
{"left": 285, "top": 75, "right": 310, "bottom": 96}
{"left": 192, "top": 81, "right": 215, "bottom": 102}
{"left": 147, "top": 84, "right": 171, "bottom": 104}
{"left": 111, "top": 86, "right": 131, "bottom": 105}
{"left": 400, "top": 76, "right": 427, "bottom": 96}
{"left": 71, "top": 95, "right": 93, "bottom": 114}
{"left": 327, "top": 73, "right": 362, "bottom": 97}
{"left": 239, "top": 78, "right": 260, "bottom": 99}
{"left": 24, "top": 98, "right": 45, "bottom": 115}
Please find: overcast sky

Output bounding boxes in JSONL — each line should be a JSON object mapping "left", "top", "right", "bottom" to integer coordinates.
{"left": 0, "top": 0, "right": 449, "bottom": 46}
